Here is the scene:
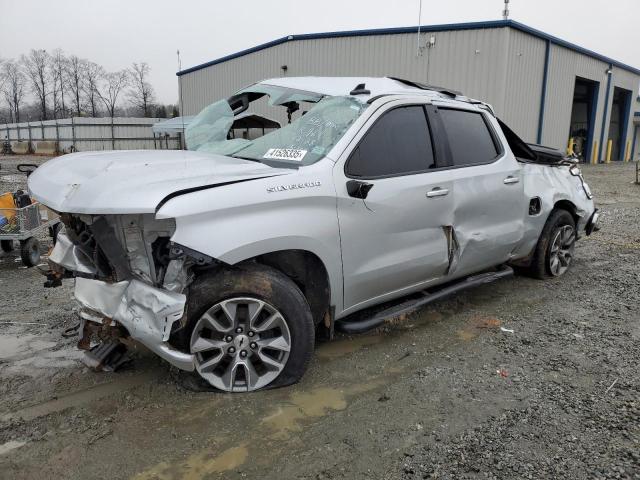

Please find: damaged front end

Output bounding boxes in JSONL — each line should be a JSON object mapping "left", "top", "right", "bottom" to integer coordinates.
{"left": 48, "top": 213, "right": 201, "bottom": 371}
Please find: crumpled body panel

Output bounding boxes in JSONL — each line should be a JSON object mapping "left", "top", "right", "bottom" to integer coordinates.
{"left": 510, "top": 162, "right": 594, "bottom": 259}
{"left": 48, "top": 233, "right": 96, "bottom": 275}
{"left": 74, "top": 277, "right": 194, "bottom": 370}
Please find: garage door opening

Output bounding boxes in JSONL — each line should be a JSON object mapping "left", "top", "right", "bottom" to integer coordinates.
{"left": 607, "top": 87, "right": 633, "bottom": 161}
{"left": 568, "top": 77, "right": 599, "bottom": 163}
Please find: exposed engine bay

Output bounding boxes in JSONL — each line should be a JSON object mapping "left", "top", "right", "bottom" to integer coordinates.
{"left": 48, "top": 214, "right": 202, "bottom": 370}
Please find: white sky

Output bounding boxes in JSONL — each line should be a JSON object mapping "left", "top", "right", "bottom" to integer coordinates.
{"left": 0, "top": 0, "right": 638, "bottom": 104}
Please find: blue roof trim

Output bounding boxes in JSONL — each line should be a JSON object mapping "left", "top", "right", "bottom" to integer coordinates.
{"left": 508, "top": 21, "right": 640, "bottom": 75}
{"left": 177, "top": 19, "right": 640, "bottom": 77}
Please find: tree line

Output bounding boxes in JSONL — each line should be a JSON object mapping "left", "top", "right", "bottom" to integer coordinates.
{"left": 0, "top": 49, "right": 178, "bottom": 124}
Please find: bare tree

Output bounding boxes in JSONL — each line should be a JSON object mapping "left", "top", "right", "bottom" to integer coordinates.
{"left": 127, "top": 62, "right": 155, "bottom": 117}
{"left": 21, "top": 49, "right": 50, "bottom": 120}
{"left": 1, "top": 60, "right": 27, "bottom": 123}
{"left": 97, "top": 70, "right": 129, "bottom": 117}
{"left": 50, "top": 49, "right": 67, "bottom": 118}
{"left": 83, "top": 61, "right": 103, "bottom": 117}
{"left": 65, "top": 55, "right": 85, "bottom": 116}
{"left": 0, "top": 58, "right": 5, "bottom": 95}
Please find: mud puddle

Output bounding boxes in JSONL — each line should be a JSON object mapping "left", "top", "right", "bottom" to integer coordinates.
{"left": 1, "top": 370, "right": 157, "bottom": 422}
{"left": 0, "top": 439, "right": 27, "bottom": 456}
{"left": 316, "top": 333, "right": 383, "bottom": 360}
{"left": 0, "top": 334, "right": 57, "bottom": 361}
{"left": 134, "top": 374, "right": 393, "bottom": 480}
{"left": 0, "top": 332, "right": 83, "bottom": 384}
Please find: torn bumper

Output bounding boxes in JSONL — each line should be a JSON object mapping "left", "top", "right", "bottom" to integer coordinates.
{"left": 74, "top": 277, "right": 195, "bottom": 371}
{"left": 49, "top": 232, "right": 96, "bottom": 275}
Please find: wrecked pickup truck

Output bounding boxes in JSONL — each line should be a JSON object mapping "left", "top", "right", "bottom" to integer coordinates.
{"left": 28, "top": 77, "right": 600, "bottom": 392}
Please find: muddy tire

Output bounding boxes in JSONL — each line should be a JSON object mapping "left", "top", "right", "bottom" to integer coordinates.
{"left": 528, "top": 209, "right": 576, "bottom": 279}
{"left": 0, "top": 240, "right": 13, "bottom": 252}
{"left": 180, "top": 263, "right": 315, "bottom": 392}
{"left": 20, "top": 237, "right": 40, "bottom": 267}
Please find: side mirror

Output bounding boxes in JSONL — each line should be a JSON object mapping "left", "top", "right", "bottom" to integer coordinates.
{"left": 346, "top": 180, "right": 374, "bottom": 199}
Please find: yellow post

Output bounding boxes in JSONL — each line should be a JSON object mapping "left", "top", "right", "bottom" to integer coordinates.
{"left": 624, "top": 140, "right": 631, "bottom": 162}
{"left": 606, "top": 139, "right": 613, "bottom": 164}
{"left": 592, "top": 141, "right": 599, "bottom": 164}
{"left": 567, "top": 137, "right": 574, "bottom": 155}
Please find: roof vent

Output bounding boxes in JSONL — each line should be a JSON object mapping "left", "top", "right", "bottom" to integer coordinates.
{"left": 350, "top": 83, "right": 371, "bottom": 95}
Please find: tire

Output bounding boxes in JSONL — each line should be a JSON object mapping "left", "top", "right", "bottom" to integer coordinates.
{"left": 180, "top": 263, "right": 315, "bottom": 392}
{"left": 528, "top": 209, "right": 576, "bottom": 279}
{"left": 0, "top": 240, "right": 13, "bottom": 252}
{"left": 20, "top": 237, "right": 41, "bottom": 267}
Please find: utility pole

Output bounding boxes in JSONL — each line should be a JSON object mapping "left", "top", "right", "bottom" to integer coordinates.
{"left": 416, "top": 0, "right": 423, "bottom": 57}
{"left": 177, "top": 49, "right": 186, "bottom": 150}
{"left": 503, "top": 0, "right": 510, "bottom": 20}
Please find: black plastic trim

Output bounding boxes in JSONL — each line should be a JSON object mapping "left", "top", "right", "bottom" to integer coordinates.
{"left": 335, "top": 267, "right": 514, "bottom": 334}
{"left": 155, "top": 175, "right": 276, "bottom": 212}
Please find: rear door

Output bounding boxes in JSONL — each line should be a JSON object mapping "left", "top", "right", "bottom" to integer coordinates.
{"left": 334, "top": 102, "right": 453, "bottom": 314}
{"left": 427, "top": 106, "right": 526, "bottom": 275}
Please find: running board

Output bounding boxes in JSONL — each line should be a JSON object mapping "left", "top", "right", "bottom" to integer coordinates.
{"left": 335, "top": 267, "right": 514, "bottom": 334}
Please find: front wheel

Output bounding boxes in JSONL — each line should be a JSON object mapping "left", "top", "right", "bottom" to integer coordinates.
{"left": 0, "top": 240, "right": 13, "bottom": 252}
{"left": 528, "top": 209, "right": 576, "bottom": 279}
{"left": 183, "top": 264, "right": 315, "bottom": 392}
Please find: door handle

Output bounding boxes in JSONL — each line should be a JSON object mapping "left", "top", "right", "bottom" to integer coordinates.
{"left": 426, "top": 187, "right": 449, "bottom": 198}
{"left": 503, "top": 176, "right": 520, "bottom": 185}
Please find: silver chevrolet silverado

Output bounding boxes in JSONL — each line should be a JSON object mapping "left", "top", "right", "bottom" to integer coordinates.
{"left": 28, "top": 77, "right": 599, "bottom": 392}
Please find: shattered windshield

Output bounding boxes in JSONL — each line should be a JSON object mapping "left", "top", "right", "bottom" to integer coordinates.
{"left": 186, "top": 84, "right": 368, "bottom": 166}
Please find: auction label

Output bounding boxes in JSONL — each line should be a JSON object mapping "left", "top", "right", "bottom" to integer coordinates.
{"left": 263, "top": 148, "right": 307, "bottom": 161}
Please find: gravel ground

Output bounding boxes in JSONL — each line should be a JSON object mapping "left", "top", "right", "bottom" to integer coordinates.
{"left": 0, "top": 155, "right": 638, "bottom": 480}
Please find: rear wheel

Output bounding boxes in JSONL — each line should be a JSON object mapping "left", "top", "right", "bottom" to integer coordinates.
{"left": 183, "top": 264, "right": 314, "bottom": 392}
{"left": 528, "top": 209, "right": 576, "bottom": 279}
{"left": 0, "top": 240, "right": 13, "bottom": 252}
{"left": 20, "top": 237, "right": 40, "bottom": 267}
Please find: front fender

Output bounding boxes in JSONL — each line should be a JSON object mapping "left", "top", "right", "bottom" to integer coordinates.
{"left": 156, "top": 163, "right": 344, "bottom": 312}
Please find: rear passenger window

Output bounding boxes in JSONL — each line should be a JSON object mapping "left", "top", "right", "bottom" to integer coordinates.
{"left": 439, "top": 109, "right": 499, "bottom": 166}
{"left": 347, "top": 106, "right": 435, "bottom": 178}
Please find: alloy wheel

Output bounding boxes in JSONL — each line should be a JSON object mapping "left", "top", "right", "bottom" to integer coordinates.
{"left": 549, "top": 225, "right": 575, "bottom": 276}
{"left": 190, "top": 297, "right": 291, "bottom": 392}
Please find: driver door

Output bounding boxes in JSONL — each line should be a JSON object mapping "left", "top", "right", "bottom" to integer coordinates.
{"left": 334, "top": 103, "right": 453, "bottom": 315}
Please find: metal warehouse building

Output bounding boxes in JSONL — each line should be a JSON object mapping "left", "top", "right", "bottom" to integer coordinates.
{"left": 177, "top": 20, "right": 640, "bottom": 163}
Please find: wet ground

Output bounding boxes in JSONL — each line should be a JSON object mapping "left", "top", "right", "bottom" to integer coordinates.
{"left": 0, "top": 155, "right": 638, "bottom": 479}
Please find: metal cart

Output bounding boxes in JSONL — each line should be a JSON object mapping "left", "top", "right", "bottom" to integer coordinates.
{"left": 0, "top": 164, "right": 61, "bottom": 267}
{"left": 0, "top": 202, "right": 61, "bottom": 267}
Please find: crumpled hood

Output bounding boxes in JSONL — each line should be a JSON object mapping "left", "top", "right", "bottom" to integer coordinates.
{"left": 28, "top": 149, "right": 291, "bottom": 214}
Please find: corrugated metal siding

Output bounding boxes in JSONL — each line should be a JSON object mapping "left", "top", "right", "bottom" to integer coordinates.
{"left": 502, "top": 29, "right": 547, "bottom": 141}
{"left": 0, "top": 117, "right": 179, "bottom": 152}
{"left": 180, "top": 27, "right": 514, "bottom": 117}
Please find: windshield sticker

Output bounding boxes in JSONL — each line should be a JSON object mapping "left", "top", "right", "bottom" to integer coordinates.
{"left": 263, "top": 148, "right": 307, "bottom": 161}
